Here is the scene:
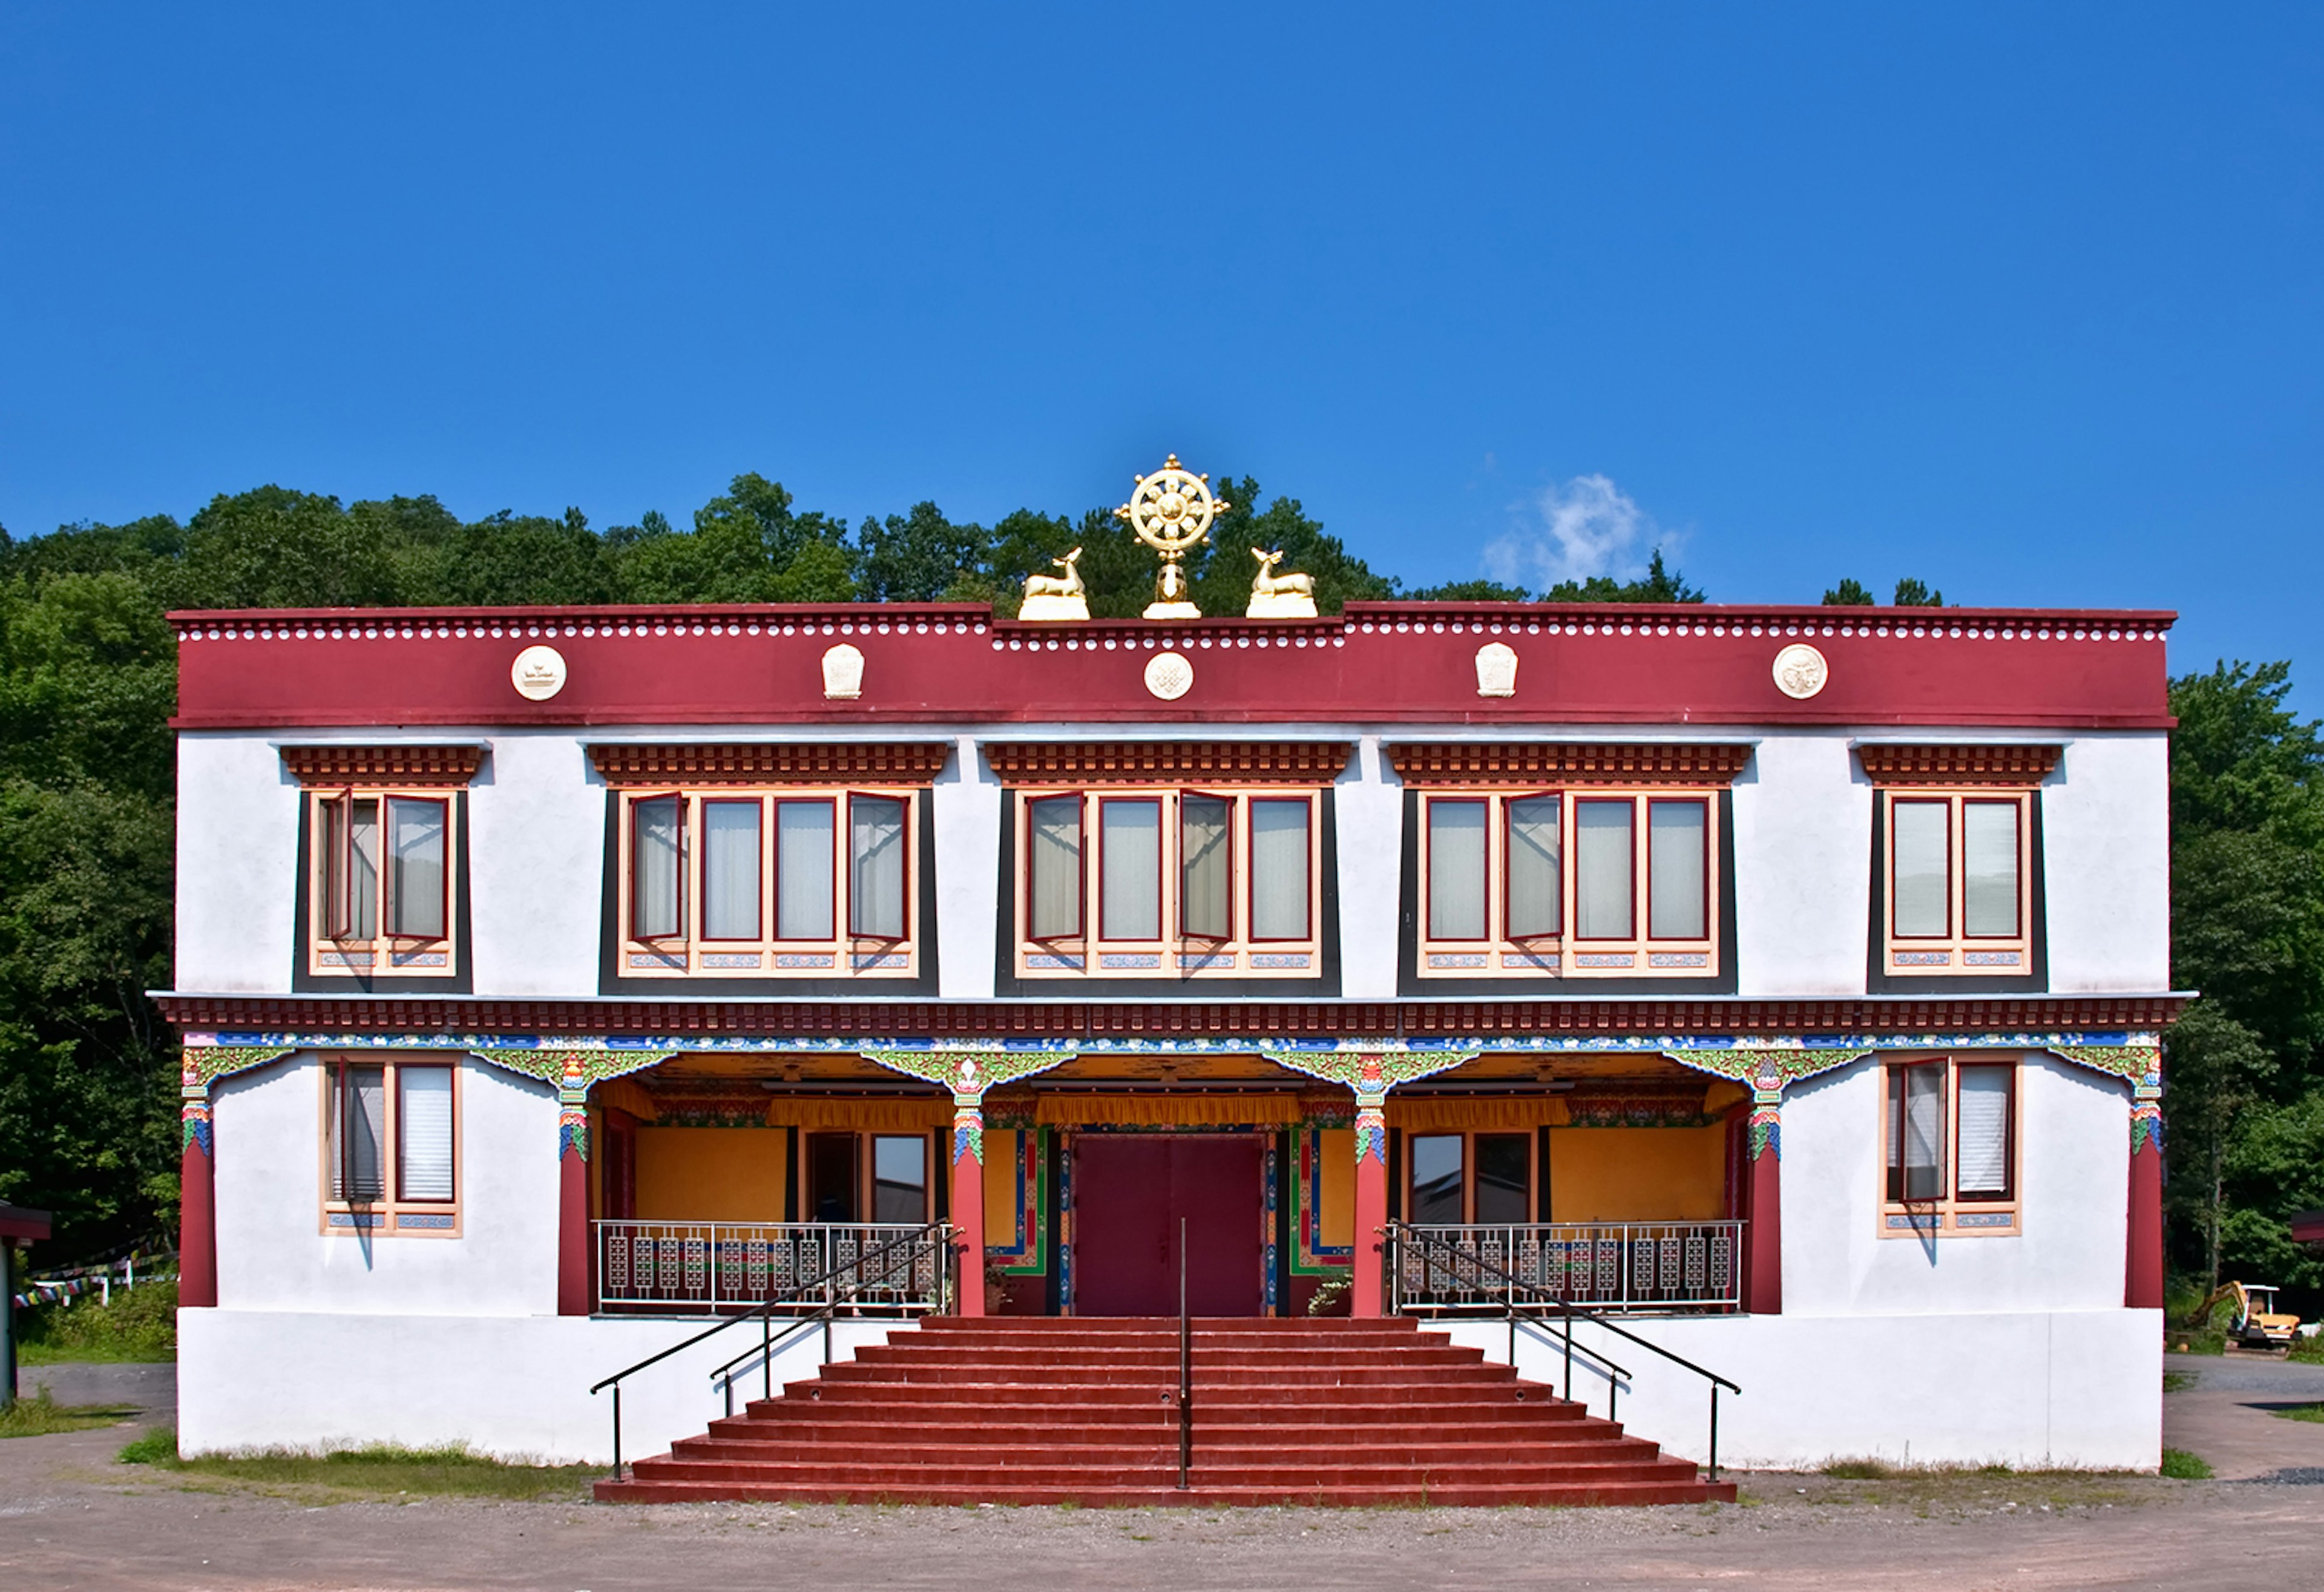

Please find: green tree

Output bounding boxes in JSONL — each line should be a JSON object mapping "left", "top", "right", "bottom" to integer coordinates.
{"left": 1822, "top": 578, "right": 1876, "bottom": 605}
{"left": 1892, "top": 576, "right": 1945, "bottom": 607}
{"left": 1540, "top": 548, "right": 1704, "bottom": 604}
{"left": 855, "top": 502, "right": 988, "bottom": 602}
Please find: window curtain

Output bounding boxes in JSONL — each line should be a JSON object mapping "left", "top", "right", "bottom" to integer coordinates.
{"left": 1180, "top": 795, "right": 1231, "bottom": 939}
{"left": 1249, "top": 798, "right": 1310, "bottom": 940}
{"left": 1647, "top": 800, "right": 1707, "bottom": 939}
{"left": 1028, "top": 796, "right": 1082, "bottom": 939}
{"left": 398, "top": 1067, "right": 455, "bottom": 1202}
{"left": 850, "top": 796, "right": 907, "bottom": 938}
{"left": 1100, "top": 799, "right": 1161, "bottom": 940}
{"left": 1955, "top": 1068, "right": 2011, "bottom": 1196}
{"left": 348, "top": 798, "right": 381, "bottom": 938}
{"left": 1891, "top": 800, "right": 1949, "bottom": 936}
{"left": 1961, "top": 801, "right": 2020, "bottom": 937}
{"left": 776, "top": 801, "right": 836, "bottom": 940}
{"left": 632, "top": 798, "right": 682, "bottom": 938}
{"left": 1426, "top": 801, "right": 1486, "bottom": 939}
{"left": 701, "top": 800, "right": 762, "bottom": 939}
{"left": 1505, "top": 795, "right": 1561, "bottom": 938}
{"left": 331, "top": 1065, "right": 387, "bottom": 1200}
{"left": 1574, "top": 800, "right": 1633, "bottom": 939}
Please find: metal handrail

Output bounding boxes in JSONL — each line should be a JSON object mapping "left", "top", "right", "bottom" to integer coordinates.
{"left": 1384, "top": 1220, "right": 1740, "bottom": 1480}
{"left": 590, "top": 1220, "right": 953, "bottom": 1480}
{"left": 1176, "top": 1216, "right": 1190, "bottom": 1490}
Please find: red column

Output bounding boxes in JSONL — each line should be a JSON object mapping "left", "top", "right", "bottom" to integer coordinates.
{"left": 1351, "top": 1105, "right": 1388, "bottom": 1318}
{"left": 951, "top": 1105, "right": 985, "bottom": 1318}
{"left": 179, "top": 1114, "right": 218, "bottom": 1310}
{"left": 1744, "top": 1102, "right": 1782, "bottom": 1315}
{"left": 557, "top": 1144, "right": 590, "bottom": 1317}
{"left": 2126, "top": 1111, "right": 2164, "bottom": 1309}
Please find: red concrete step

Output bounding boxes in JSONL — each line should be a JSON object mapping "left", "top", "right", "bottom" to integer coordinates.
{"left": 597, "top": 1315, "right": 1729, "bottom": 1510}
{"left": 598, "top": 1478, "right": 1738, "bottom": 1507}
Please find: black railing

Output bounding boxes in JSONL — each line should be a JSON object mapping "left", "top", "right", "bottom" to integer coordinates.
{"left": 590, "top": 1221, "right": 953, "bottom": 1481}
{"left": 1176, "top": 1216, "right": 1191, "bottom": 1490}
{"left": 1383, "top": 1220, "right": 1741, "bottom": 1481}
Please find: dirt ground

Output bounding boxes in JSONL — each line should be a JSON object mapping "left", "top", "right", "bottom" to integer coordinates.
{"left": 5, "top": 1360, "right": 2322, "bottom": 1591}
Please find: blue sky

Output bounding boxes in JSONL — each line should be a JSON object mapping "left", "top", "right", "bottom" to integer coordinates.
{"left": 3, "top": 5, "right": 2318, "bottom": 699}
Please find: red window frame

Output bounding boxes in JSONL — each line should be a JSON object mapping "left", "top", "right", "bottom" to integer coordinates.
{"left": 1425, "top": 795, "right": 1490, "bottom": 942}
{"left": 1499, "top": 789, "right": 1562, "bottom": 944}
{"left": 770, "top": 795, "right": 837, "bottom": 943}
{"left": 1645, "top": 797, "right": 1710, "bottom": 943}
{"left": 1097, "top": 795, "right": 1164, "bottom": 944}
{"left": 1952, "top": 1061, "right": 2017, "bottom": 1202}
{"left": 1960, "top": 798, "right": 2022, "bottom": 941}
{"left": 1889, "top": 797, "right": 1954, "bottom": 941}
{"left": 1179, "top": 789, "right": 1236, "bottom": 942}
{"left": 1025, "top": 792, "right": 1086, "bottom": 945}
{"left": 628, "top": 792, "right": 688, "bottom": 943}
{"left": 1245, "top": 794, "right": 1311, "bottom": 944}
{"left": 697, "top": 795, "right": 764, "bottom": 944}
{"left": 846, "top": 792, "right": 911, "bottom": 943}
{"left": 1571, "top": 795, "right": 1638, "bottom": 942}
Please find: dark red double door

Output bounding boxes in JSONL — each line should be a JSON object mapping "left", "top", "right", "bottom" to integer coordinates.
{"left": 1072, "top": 1136, "right": 1265, "bottom": 1317}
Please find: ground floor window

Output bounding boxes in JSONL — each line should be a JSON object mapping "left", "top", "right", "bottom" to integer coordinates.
{"left": 320, "top": 1057, "right": 459, "bottom": 1235}
{"left": 1406, "top": 1131, "right": 1534, "bottom": 1224}
{"left": 1882, "top": 1055, "right": 2020, "bottom": 1236}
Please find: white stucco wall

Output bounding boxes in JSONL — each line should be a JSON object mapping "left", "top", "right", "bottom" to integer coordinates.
{"left": 2043, "top": 734, "right": 2171, "bottom": 993}
{"left": 1446, "top": 1307, "right": 2161, "bottom": 1470}
{"left": 1334, "top": 735, "right": 1403, "bottom": 998}
{"left": 1781, "top": 1052, "right": 2131, "bottom": 1318}
{"left": 931, "top": 735, "right": 999, "bottom": 998}
{"left": 179, "top": 1310, "right": 903, "bottom": 1464}
{"left": 1728, "top": 732, "right": 1867, "bottom": 996}
{"left": 212, "top": 1053, "right": 561, "bottom": 1317}
{"left": 175, "top": 733, "right": 301, "bottom": 993}
{"left": 468, "top": 732, "right": 607, "bottom": 996}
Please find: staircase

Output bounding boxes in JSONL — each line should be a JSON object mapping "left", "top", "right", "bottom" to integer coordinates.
{"left": 595, "top": 1315, "right": 1735, "bottom": 1507}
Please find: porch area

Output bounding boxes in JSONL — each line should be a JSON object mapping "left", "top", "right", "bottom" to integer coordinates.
{"left": 580, "top": 1047, "right": 1757, "bottom": 1320}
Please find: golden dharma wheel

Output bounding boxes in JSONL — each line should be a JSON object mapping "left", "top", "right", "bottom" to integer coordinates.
{"left": 1117, "top": 454, "right": 1228, "bottom": 555}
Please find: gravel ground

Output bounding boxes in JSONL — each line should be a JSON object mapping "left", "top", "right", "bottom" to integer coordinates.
{"left": 6, "top": 1358, "right": 2322, "bottom": 1590}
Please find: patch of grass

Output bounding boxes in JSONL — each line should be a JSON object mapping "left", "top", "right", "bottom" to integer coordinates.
{"left": 16, "top": 1280, "right": 177, "bottom": 1364}
{"left": 2159, "top": 1448, "right": 2213, "bottom": 1479}
{"left": 0, "top": 1387, "right": 142, "bottom": 1438}
{"left": 111, "top": 1440, "right": 599, "bottom": 1502}
{"left": 1820, "top": 1458, "right": 1894, "bottom": 1479}
{"left": 2288, "top": 1334, "right": 2324, "bottom": 1366}
{"left": 116, "top": 1428, "right": 177, "bottom": 1464}
{"left": 2163, "top": 1371, "right": 2196, "bottom": 1393}
{"left": 2272, "top": 1404, "right": 2324, "bottom": 1424}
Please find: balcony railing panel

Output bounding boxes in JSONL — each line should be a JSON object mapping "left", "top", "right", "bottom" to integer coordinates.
{"left": 595, "top": 1220, "right": 946, "bottom": 1315}
{"left": 1390, "top": 1221, "right": 1742, "bottom": 1314}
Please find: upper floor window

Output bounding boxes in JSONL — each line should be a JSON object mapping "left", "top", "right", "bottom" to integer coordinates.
{"left": 1416, "top": 789, "right": 1718, "bottom": 978}
{"left": 1014, "top": 786, "right": 1322, "bottom": 978}
{"left": 287, "top": 746, "right": 481, "bottom": 982}
{"left": 1883, "top": 792, "right": 2031, "bottom": 973}
{"left": 1882, "top": 1054, "right": 2018, "bottom": 1237}
{"left": 618, "top": 788, "right": 918, "bottom": 978}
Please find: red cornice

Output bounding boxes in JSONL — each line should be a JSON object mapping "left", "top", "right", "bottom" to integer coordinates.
{"left": 280, "top": 744, "right": 485, "bottom": 787}
{"left": 1387, "top": 742, "right": 1753, "bottom": 788}
{"left": 985, "top": 741, "right": 1353, "bottom": 786}
{"left": 587, "top": 742, "right": 953, "bottom": 786}
{"left": 156, "top": 993, "right": 2188, "bottom": 1038}
{"left": 1854, "top": 744, "right": 2064, "bottom": 786}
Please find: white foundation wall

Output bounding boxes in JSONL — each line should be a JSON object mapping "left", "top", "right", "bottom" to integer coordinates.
{"left": 468, "top": 732, "right": 606, "bottom": 995}
{"left": 1728, "top": 732, "right": 1868, "bottom": 996}
{"left": 179, "top": 1309, "right": 904, "bottom": 1464}
{"left": 1445, "top": 1307, "right": 2162, "bottom": 1470}
{"left": 213, "top": 1053, "right": 561, "bottom": 1317}
{"left": 176, "top": 734, "right": 300, "bottom": 993}
{"left": 1782, "top": 1053, "right": 2131, "bottom": 1317}
{"left": 2044, "top": 734, "right": 2170, "bottom": 993}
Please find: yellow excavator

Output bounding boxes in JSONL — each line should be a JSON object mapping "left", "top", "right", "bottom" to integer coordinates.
{"left": 2187, "top": 1281, "right": 2304, "bottom": 1348}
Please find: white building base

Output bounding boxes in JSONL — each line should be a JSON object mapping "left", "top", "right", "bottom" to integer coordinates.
{"left": 177, "top": 1308, "right": 907, "bottom": 1466}
{"left": 1445, "top": 1308, "right": 2163, "bottom": 1472}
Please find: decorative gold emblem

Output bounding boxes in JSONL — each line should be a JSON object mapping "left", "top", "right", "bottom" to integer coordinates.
{"left": 1771, "top": 643, "right": 1829, "bottom": 700}
{"left": 1246, "top": 547, "right": 1318, "bottom": 619}
{"left": 1017, "top": 545, "right": 1089, "bottom": 622}
{"left": 1117, "top": 455, "right": 1228, "bottom": 620}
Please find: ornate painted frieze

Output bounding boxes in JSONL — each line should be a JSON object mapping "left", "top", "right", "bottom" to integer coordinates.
{"left": 859, "top": 1045, "right": 1080, "bottom": 1165}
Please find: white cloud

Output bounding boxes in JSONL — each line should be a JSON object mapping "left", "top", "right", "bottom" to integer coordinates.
{"left": 1482, "top": 473, "right": 1675, "bottom": 591}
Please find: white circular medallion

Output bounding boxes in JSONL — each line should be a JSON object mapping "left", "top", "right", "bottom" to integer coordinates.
{"left": 511, "top": 643, "right": 568, "bottom": 701}
{"left": 1771, "top": 642, "right": 1828, "bottom": 700}
{"left": 1143, "top": 650, "right": 1194, "bottom": 701}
